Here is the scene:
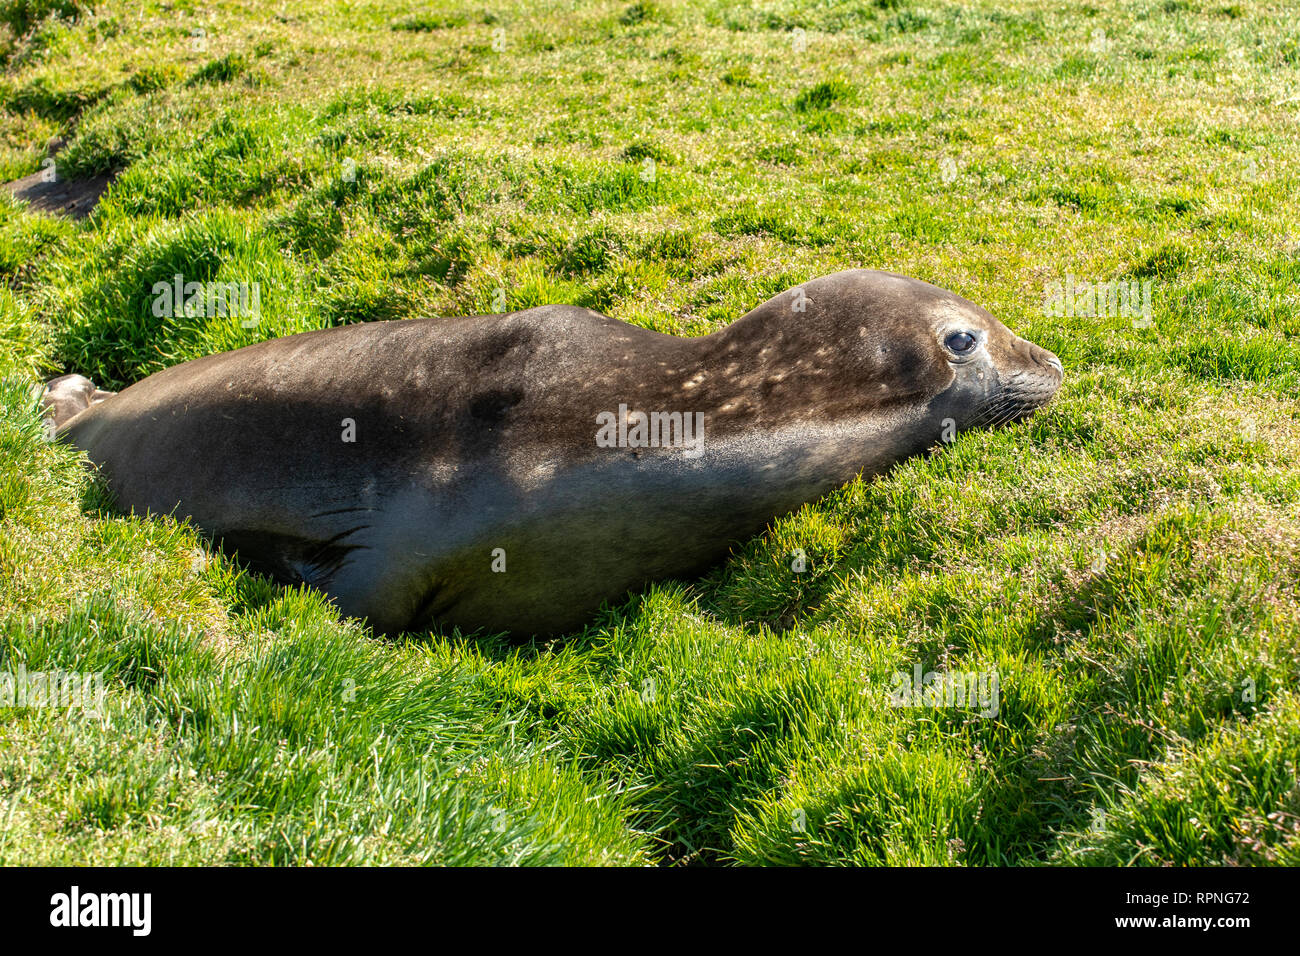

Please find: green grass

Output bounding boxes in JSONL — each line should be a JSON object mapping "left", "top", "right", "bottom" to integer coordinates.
{"left": 1, "top": 0, "right": 1299, "bottom": 865}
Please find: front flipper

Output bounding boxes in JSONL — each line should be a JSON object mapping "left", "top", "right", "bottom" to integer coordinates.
{"left": 41, "top": 374, "right": 117, "bottom": 432}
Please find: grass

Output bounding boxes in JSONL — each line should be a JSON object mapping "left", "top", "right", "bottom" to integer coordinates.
{"left": 1, "top": 0, "right": 1298, "bottom": 866}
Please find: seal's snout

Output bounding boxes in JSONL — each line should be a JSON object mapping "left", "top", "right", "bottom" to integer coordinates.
{"left": 1008, "top": 336, "right": 1063, "bottom": 381}
{"left": 1027, "top": 341, "right": 1064, "bottom": 381}
{"left": 1010, "top": 337, "right": 1065, "bottom": 397}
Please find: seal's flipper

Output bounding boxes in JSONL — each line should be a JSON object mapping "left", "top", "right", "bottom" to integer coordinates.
{"left": 40, "top": 374, "right": 117, "bottom": 432}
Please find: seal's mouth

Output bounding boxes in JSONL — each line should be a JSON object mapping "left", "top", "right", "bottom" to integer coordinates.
{"left": 969, "top": 354, "right": 1063, "bottom": 430}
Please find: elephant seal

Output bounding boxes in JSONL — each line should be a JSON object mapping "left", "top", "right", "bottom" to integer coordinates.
{"left": 52, "top": 269, "right": 1062, "bottom": 637}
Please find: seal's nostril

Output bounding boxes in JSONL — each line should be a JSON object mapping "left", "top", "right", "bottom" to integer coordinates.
{"left": 1027, "top": 342, "right": 1063, "bottom": 377}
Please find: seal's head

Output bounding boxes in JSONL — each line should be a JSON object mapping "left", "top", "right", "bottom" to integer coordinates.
{"left": 916, "top": 279, "right": 1064, "bottom": 433}
{"left": 731, "top": 269, "right": 1063, "bottom": 437}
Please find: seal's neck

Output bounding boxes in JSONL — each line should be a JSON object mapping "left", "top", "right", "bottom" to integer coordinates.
{"left": 641, "top": 400, "right": 944, "bottom": 528}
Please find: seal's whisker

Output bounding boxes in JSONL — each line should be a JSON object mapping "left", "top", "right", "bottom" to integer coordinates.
{"left": 989, "top": 400, "right": 1031, "bottom": 430}
{"left": 965, "top": 395, "right": 1007, "bottom": 425}
{"left": 968, "top": 386, "right": 1051, "bottom": 431}
{"left": 967, "top": 396, "right": 1018, "bottom": 430}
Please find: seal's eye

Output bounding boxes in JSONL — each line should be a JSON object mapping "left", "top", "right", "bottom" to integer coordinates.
{"left": 945, "top": 331, "right": 977, "bottom": 354}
